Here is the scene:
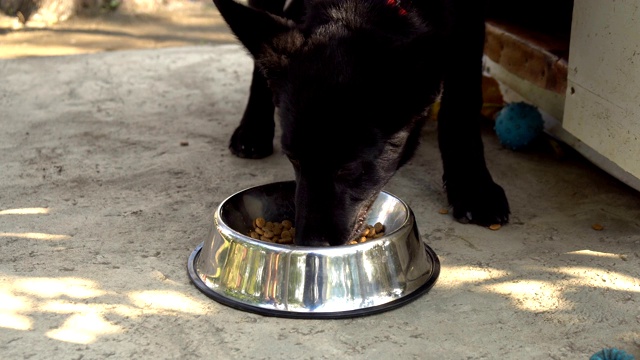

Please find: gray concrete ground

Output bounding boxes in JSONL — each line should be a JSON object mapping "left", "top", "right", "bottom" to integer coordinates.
{"left": 1, "top": 44, "right": 639, "bottom": 360}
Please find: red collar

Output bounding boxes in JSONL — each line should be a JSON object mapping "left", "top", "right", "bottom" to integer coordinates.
{"left": 386, "top": 0, "right": 408, "bottom": 16}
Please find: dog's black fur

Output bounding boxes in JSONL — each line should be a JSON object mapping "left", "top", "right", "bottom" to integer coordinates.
{"left": 213, "top": 0, "right": 510, "bottom": 246}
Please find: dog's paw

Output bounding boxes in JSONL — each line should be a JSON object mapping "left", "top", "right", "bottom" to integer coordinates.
{"left": 445, "top": 178, "right": 510, "bottom": 227}
{"left": 229, "top": 124, "right": 274, "bottom": 159}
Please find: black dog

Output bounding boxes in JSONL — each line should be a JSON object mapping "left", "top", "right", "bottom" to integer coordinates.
{"left": 213, "top": 0, "right": 510, "bottom": 246}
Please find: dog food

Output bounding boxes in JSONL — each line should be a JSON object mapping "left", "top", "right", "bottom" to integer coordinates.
{"left": 249, "top": 217, "right": 295, "bottom": 244}
{"left": 249, "top": 217, "right": 385, "bottom": 245}
{"left": 348, "top": 222, "right": 386, "bottom": 245}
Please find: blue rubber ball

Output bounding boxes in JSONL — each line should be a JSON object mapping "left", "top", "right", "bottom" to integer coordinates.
{"left": 590, "top": 348, "right": 636, "bottom": 360}
{"left": 494, "top": 101, "right": 544, "bottom": 150}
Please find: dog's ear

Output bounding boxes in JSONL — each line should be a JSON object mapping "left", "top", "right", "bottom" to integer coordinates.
{"left": 256, "top": 30, "right": 304, "bottom": 86}
{"left": 212, "top": 0, "right": 295, "bottom": 58}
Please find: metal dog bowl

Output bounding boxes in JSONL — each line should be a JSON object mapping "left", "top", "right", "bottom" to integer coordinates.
{"left": 187, "top": 181, "right": 440, "bottom": 319}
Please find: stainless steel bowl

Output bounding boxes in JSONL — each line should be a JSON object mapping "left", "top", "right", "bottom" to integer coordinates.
{"left": 187, "top": 181, "right": 440, "bottom": 318}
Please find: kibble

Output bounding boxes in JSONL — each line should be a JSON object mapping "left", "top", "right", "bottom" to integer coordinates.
{"left": 250, "top": 217, "right": 296, "bottom": 244}
{"left": 489, "top": 224, "right": 502, "bottom": 231}
{"left": 250, "top": 217, "right": 385, "bottom": 246}
{"left": 348, "top": 222, "right": 386, "bottom": 245}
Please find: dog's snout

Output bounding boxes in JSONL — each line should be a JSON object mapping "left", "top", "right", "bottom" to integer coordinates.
{"left": 294, "top": 221, "right": 346, "bottom": 247}
{"left": 296, "top": 237, "right": 331, "bottom": 247}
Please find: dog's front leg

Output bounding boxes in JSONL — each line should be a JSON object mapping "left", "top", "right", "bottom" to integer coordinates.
{"left": 437, "top": 0, "right": 510, "bottom": 226}
{"left": 229, "top": 65, "right": 276, "bottom": 159}
{"left": 227, "top": 0, "right": 290, "bottom": 159}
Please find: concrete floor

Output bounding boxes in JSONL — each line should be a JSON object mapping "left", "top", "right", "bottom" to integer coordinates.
{"left": 0, "top": 44, "right": 639, "bottom": 360}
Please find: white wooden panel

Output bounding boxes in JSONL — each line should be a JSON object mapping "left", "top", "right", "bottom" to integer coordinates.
{"left": 563, "top": 0, "right": 640, "bottom": 180}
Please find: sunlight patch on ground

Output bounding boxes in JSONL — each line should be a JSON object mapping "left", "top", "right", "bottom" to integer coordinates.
{"left": 129, "top": 290, "right": 207, "bottom": 314}
{"left": 0, "top": 289, "right": 34, "bottom": 330}
{"left": 0, "top": 45, "right": 100, "bottom": 59}
{"left": 0, "top": 274, "right": 212, "bottom": 343}
{"left": 556, "top": 266, "right": 640, "bottom": 293}
{"left": 0, "top": 312, "right": 33, "bottom": 331}
{"left": 46, "top": 312, "right": 122, "bottom": 344}
{"left": 42, "top": 300, "right": 142, "bottom": 318}
{"left": 438, "top": 265, "right": 509, "bottom": 286}
{"left": 0, "top": 232, "right": 71, "bottom": 240}
{"left": 12, "top": 277, "right": 105, "bottom": 299}
{"left": 1, "top": 263, "right": 633, "bottom": 345}
{"left": 619, "top": 330, "right": 640, "bottom": 345}
{"left": 482, "top": 265, "right": 639, "bottom": 312}
{"left": 485, "top": 280, "right": 566, "bottom": 312}
{"left": 0, "top": 207, "right": 50, "bottom": 215}
{"left": 566, "top": 249, "right": 627, "bottom": 259}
